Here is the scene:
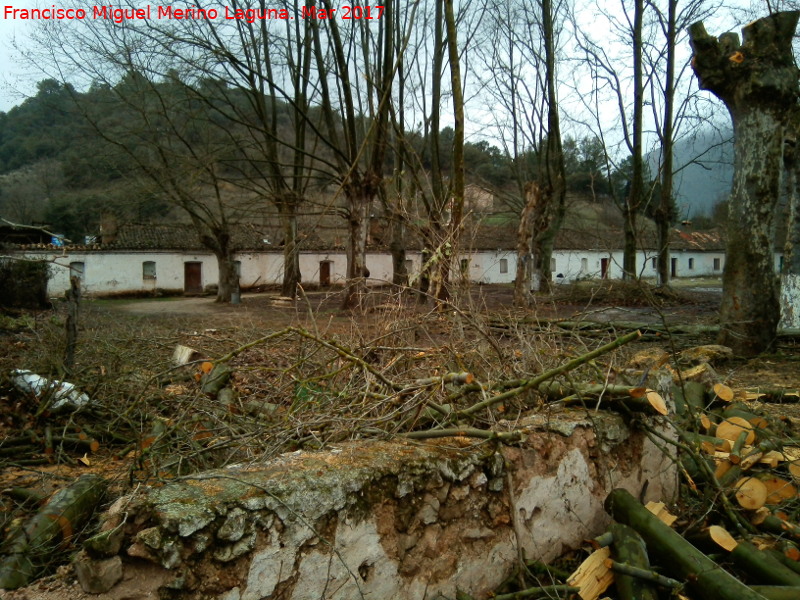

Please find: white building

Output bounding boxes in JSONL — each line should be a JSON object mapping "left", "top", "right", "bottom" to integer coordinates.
{"left": 6, "top": 223, "right": 741, "bottom": 297}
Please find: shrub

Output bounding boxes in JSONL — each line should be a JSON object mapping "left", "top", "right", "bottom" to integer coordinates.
{"left": 0, "top": 258, "right": 50, "bottom": 308}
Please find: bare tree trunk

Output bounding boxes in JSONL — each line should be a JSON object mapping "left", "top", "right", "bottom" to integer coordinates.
{"left": 781, "top": 116, "right": 800, "bottom": 329}
{"left": 656, "top": 0, "right": 677, "bottom": 286}
{"left": 215, "top": 250, "right": 238, "bottom": 304}
{"left": 690, "top": 11, "right": 800, "bottom": 355}
{"left": 514, "top": 186, "right": 537, "bottom": 307}
{"left": 439, "top": 0, "right": 465, "bottom": 303}
{"left": 342, "top": 185, "right": 371, "bottom": 310}
{"left": 624, "top": 0, "right": 645, "bottom": 280}
{"left": 279, "top": 198, "right": 301, "bottom": 298}
{"left": 389, "top": 212, "right": 408, "bottom": 287}
{"left": 623, "top": 205, "right": 638, "bottom": 280}
{"left": 535, "top": 0, "right": 567, "bottom": 294}
{"left": 64, "top": 275, "right": 80, "bottom": 373}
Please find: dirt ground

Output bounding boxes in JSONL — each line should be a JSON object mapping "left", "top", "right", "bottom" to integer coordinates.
{"left": 1, "top": 282, "right": 799, "bottom": 600}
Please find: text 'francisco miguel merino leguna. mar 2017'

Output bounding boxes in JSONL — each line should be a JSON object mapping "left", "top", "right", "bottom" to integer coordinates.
{"left": 3, "top": 4, "right": 386, "bottom": 22}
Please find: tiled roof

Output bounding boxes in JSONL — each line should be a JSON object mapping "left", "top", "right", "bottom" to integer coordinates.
{"left": 105, "top": 223, "right": 281, "bottom": 251}
{"left": 467, "top": 224, "right": 726, "bottom": 252}
{"left": 7, "top": 220, "right": 728, "bottom": 253}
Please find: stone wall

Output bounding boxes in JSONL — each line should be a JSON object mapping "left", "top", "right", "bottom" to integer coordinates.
{"left": 90, "top": 410, "right": 677, "bottom": 600}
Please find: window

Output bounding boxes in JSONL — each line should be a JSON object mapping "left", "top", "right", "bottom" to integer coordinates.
{"left": 713, "top": 257, "right": 721, "bottom": 271}
{"left": 404, "top": 259, "right": 414, "bottom": 274}
{"left": 142, "top": 261, "right": 156, "bottom": 280}
{"left": 688, "top": 258, "right": 695, "bottom": 270}
{"left": 580, "top": 258, "right": 588, "bottom": 271}
{"left": 652, "top": 257, "right": 656, "bottom": 269}
{"left": 69, "top": 262, "right": 85, "bottom": 281}
{"left": 499, "top": 258, "right": 508, "bottom": 274}
{"left": 460, "top": 258, "right": 469, "bottom": 273}
{"left": 234, "top": 260, "right": 242, "bottom": 276}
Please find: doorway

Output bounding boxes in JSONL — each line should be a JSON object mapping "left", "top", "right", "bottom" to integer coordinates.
{"left": 184, "top": 262, "right": 203, "bottom": 294}
{"left": 670, "top": 257, "right": 678, "bottom": 278}
{"left": 600, "top": 257, "right": 609, "bottom": 279}
{"left": 320, "top": 261, "right": 331, "bottom": 287}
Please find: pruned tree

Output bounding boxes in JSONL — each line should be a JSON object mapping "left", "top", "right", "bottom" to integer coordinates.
{"left": 646, "top": 0, "right": 715, "bottom": 286}
{"left": 689, "top": 10, "right": 800, "bottom": 354}
{"left": 307, "top": 0, "right": 403, "bottom": 309}
{"left": 477, "top": 0, "right": 566, "bottom": 305}
{"left": 389, "top": 0, "right": 474, "bottom": 303}
{"left": 572, "top": 0, "right": 648, "bottom": 280}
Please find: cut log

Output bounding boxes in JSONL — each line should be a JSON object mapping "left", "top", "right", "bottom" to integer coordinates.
{"left": 757, "top": 514, "right": 800, "bottom": 543}
{"left": 605, "top": 488, "right": 768, "bottom": 600}
{"left": 721, "top": 536, "right": 800, "bottom": 586}
{"left": 172, "top": 344, "right": 199, "bottom": 365}
{"left": 717, "top": 417, "right": 756, "bottom": 445}
{"left": 735, "top": 477, "right": 769, "bottom": 510}
{"left": 759, "top": 476, "right": 797, "bottom": 505}
{"left": 0, "top": 474, "right": 107, "bottom": 589}
{"left": 566, "top": 546, "right": 614, "bottom": 600}
{"left": 672, "top": 381, "right": 707, "bottom": 416}
{"left": 608, "top": 523, "right": 659, "bottom": 600}
{"left": 684, "top": 431, "right": 732, "bottom": 453}
{"left": 644, "top": 501, "right": 677, "bottom": 526}
{"left": 709, "top": 525, "right": 738, "bottom": 551}
{"left": 742, "top": 440, "right": 784, "bottom": 471}
{"left": 714, "top": 383, "right": 735, "bottom": 402}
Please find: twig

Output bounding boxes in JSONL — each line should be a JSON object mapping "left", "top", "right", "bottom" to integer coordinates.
{"left": 457, "top": 330, "right": 642, "bottom": 417}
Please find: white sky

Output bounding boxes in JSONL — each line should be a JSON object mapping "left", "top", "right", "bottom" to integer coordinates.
{"left": 0, "top": 0, "right": 40, "bottom": 111}
{"left": 0, "top": 0, "right": 759, "bottom": 116}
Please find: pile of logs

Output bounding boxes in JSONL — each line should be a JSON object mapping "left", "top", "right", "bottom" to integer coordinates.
{"left": 525, "top": 379, "right": 800, "bottom": 600}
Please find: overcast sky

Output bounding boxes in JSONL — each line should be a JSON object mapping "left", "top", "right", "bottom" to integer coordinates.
{"left": 0, "top": 0, "right": 756, "bottom": 115}
{"left": 1, "top": 0, "right": 39, "bottom": 112}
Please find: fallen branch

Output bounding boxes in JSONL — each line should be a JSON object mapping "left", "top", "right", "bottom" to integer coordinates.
{"left": 458, "top": 330, "right": 642, "bottom": 418}
{"left": 0, "top": 474, "right": 107, "bottom": 589}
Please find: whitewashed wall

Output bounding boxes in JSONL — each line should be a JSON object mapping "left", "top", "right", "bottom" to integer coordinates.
{"left": 22, "top": 247, "right": 734, "bottom": 297}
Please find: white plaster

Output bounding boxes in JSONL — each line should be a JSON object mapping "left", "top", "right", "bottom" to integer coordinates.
{"left": 241, "top": 525, "right": 313, "bottom": 600}
{"left": 291, "top": 517, "right": 403, "bottom": 600}
{"left": 20, "top": 246, "right": 739, "bottom": 297}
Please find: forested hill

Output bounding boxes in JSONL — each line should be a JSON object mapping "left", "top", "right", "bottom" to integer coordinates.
{"left": 0, "top": 77, "right": 728, "bottom": 243}
{"left": 0, "top": 79, "right": 172, "bottom": 240}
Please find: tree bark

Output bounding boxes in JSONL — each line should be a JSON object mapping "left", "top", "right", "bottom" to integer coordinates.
{"left": 609, "top": 523, "right": 659, "bottom": 600}
{"left": 215, "top": 249, "right": 238, "bottom": 304}
{"left": 64, "top": 275, "right": 80, "bottom": 373}
{"left": 656, "top": 0, "right": 678, "bottom": 286}
{"left": 279, "top": 198, "right": 301, "bottom": 298}
{"left": 514, "top": 184, "right": 537, "bottom": 306}
{"left": 623, "top": 0, "right": 645, "bottom": 280}
{"left": 781, "top": 115, "right": 800, "bottom": 328}
{"left": 689, "top": 11, "right": 800, "bottom": 355}
{"left": 342, "top": 184, "right": 371, "bottom": 310}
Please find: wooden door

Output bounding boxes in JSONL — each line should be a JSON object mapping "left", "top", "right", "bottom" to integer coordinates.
{"left": 184, "top": 262, "right": 203, "bottom": 294}
{"left": 600, "top": 258, "right": 609, "bottom": 279}
{"left": 320, "top": 261, "right": 331, "bottom": 287}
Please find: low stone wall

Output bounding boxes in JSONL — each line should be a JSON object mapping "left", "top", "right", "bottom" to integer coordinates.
{"left": 93, "top": 410, "right": 677, "bottom": 600}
